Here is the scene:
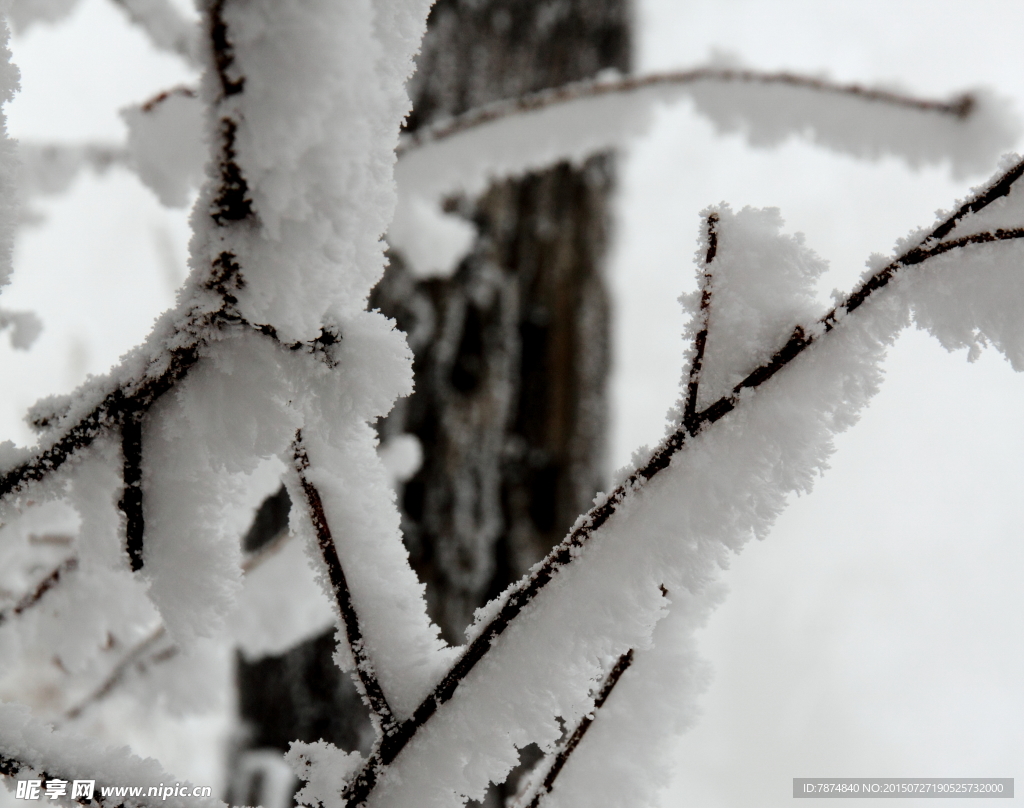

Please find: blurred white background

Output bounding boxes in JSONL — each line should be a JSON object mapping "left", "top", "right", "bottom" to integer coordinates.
{"left": 0, "top": 1, "right": 1021, "bottom": 806}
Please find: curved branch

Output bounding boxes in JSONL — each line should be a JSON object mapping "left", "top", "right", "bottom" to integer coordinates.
{"left": 398, "top": 67, "right": 978, "bottom": 156}
{"left": 340, "top": 158, "right": 1024, "bottom": 807}
{"left": 293, "top": 433, "right": 398, "bottom": 737}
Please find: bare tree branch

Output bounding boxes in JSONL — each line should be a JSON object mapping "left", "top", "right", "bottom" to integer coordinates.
{"left": 292, "top": 433, "right": 399, "bottom": 737}
{"left": 398, "top": 67, "right": 979, "bottom": 156}
{"left": 340, "top": 158, "right": 1024, "bottom": 807}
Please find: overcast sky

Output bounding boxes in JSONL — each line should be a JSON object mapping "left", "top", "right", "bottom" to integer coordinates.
{"left": 0, "top": 2, "right": 1021, "bottom": 806}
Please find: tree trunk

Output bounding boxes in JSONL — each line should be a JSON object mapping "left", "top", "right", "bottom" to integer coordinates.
{"left": 231, "top": 2, "right": 630, "bottom": 804}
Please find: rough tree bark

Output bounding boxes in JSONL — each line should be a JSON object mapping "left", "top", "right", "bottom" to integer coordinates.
{"left": 231, "top": 1, "right": 630, "bottom": 804}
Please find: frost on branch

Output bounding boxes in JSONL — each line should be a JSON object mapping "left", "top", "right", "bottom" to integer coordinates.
{"left": 678, "top": 205, "right": 828, "bottom": 415}
{"left": 901, "top": 154, "right": 1024, "bottom": 368}
{"left": 332, "top": 153, "right": 1024, "bottom": 807}
{"left": 391, "top": 66, "right": 1017, "bottom": 279}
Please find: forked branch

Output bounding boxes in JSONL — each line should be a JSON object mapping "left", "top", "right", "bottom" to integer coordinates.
{"left": 340, "top": 158, "right": 1024, "bottom": 807}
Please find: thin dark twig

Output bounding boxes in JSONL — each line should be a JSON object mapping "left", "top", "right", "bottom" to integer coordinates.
{"left": 341, "top": 158, "right": 1024, "bottom": 807}
{"left": 398, "top": 68, "right": 977, "bottom": 155}
{"left": 0, "top": 556, "right": 78, "bottom": 628}
{"left": 63, "top": 625, "right": 169, "bottom": 722}
{"left": 293, "top": 432, "right": 398, "bottom": 736}
{"left": 517, "top": 650, "right": 634, "bottom": 808}
{"left": 119, "top": 411, "right": 145, "bottom": 572}
{"left": 683, "top": 213, "right": 717, "bottom": 432}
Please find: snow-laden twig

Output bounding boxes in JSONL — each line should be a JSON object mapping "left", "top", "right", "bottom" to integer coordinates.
{"left": 682, "top": 214, "right": 717, "bottom": 432}
{"left": 293, "top": 433, "right": 399, "bottom": 737}
{"left": 513, "top": 650, "right": 634, "bottom": 808}
{"left": 338, "top": 155, "right": 1024, "bottom": 808}
{"left": 60, "top": 520, "right": 298, "bottom": 723}
{"left": 399, "top": 68, "right": 976, "bottom": 155}
{"left": 62, "top": 625, "right": 170, "bottom": 722}
{"left": 395, "top": 66, "right": 1015, "bottom": 204}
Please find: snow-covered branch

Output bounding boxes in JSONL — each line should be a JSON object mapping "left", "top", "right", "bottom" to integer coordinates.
{"left": 293, "top": 433, "right": 398, "bottom": 736}
{"left": 396, "top": 67, "right": 1015, "bottom": 199}
{"left": 513, "top": 650, "right": 634, "bottom": 808}
{"left": 392, "top": 66, "right": 1016, "bottom": 277}
{"left": 337, "top": 154, "right": 1024, "bottom": 808}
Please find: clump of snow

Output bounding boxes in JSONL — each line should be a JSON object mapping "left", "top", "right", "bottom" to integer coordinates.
{"left": 287, "top": 740, "right": 363, "bottom": 808}
{"left": 377, "top": 432, "right": 423, "bottom": 485}
{"left": 898, "top": 155, "right": 1024, "bottom": 369}
{"left": 388, "top": 194, "right": 476, "bottom": 279}
{"left": 229, "top": 535, "right": 335, "bottom": 660}
{"left": 679, "top": 205, "right": 828, "bottom": 411}
{"left": 123, "top": 89, "right": 206, "bottom": 208}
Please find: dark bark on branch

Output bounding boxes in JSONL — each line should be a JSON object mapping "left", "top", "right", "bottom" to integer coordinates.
{"left": 119, "top": 412, "right": 145, "bottom": 571}
{"left": 683, "top": 213, "right": 717, "bottom": 431}
{"left": 341, "top": 159, "right": 1024, "bottom": 808}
